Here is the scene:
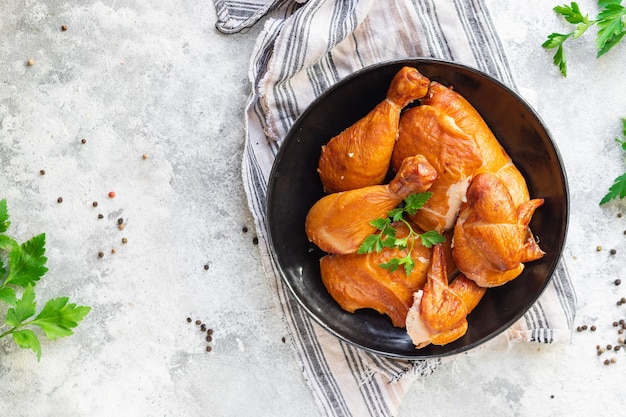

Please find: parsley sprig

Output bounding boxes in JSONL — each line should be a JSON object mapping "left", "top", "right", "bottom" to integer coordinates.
{"left": 357, "top": 192, "right": 446, "bottom": 276}
{"left": 0, "top": 199, "right": 90, "bottom": 360}
{"left": 543, "top": 1, "right": 626, "bottom": 77}
{"left": 600, "top": 118, "right": 626, "bottom": 205}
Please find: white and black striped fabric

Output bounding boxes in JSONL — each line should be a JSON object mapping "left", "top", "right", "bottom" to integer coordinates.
{"left": 213, "top": 1, "right": 578, "bottom": 416}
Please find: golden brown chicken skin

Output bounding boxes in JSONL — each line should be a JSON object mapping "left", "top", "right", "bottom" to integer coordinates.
{"left": 393, "top": 104, "right": 483, "bottom": 232}
{"left": 452, "top": 172, "right": 545, "bottom": 287}
{"left": 317, "top": 66, "right": 431, "bottom": 193}
{"left": 319, "top": 222, "right": 432, "bottom": 327}
{"left": 305, "top": 154, "right": 436, "bottom": 255}
{"left": 406, "top": 244, "right": 486, "bottom": 348}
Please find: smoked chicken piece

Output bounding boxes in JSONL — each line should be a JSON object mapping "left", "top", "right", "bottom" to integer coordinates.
{"left": 305, "top": 155, "right": 437, "bottom": 255}
{"left": 406, "top": 244, "right": 486, "bottom": 348}
{"left": 452, "top": 173, "right": 545, "bottom": 288}
{"left": 317, "top": 66, "right": 431, "bottom": 193}
{"left": 392, "top": 104, "right": 483, "bottom": 232}
{"left": 418, "top": 82, "right": 530, "bottom": 206}
{"left": 320, "top": 223, "right": 432, "bottom": 327}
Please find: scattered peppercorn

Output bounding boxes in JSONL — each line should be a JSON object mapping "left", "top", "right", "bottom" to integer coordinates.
{"left": 108, "top": 191, "right": 116, "bottom": 198}
{"left": 122, "top": 237, "right": 128, "bottom": 244}
{"left": 142, "top": 153, "right": 148, "bottom": 160}
{"left": 92, "top": 201, "right": 98, "bottom": 207}
{"left": 98, "top": 213, "right": 104, "bottom": 219}
{"left": 118, "top": 224, "right": 125, "bottom": 230}
{"left": 81, "top": 138, "right": 86, "bottom": 144}
{"left": 610, "top": 249, "right": 617, "bottom": 255}
{"left": 281, "top": 336, "right": 286, "bottom": 343}
{"left": 613, "top": 321, "right": 619, "bottom": 327}
{"left": 597, "top": 245, "right": 603, "bottom": 252}
{"left": 615, "top": 279, "right": 622, "bottom": 286}
{"left": 195, "top": 320, "right": 201, "bottom": 326}
{"left": 117, "top": 218, "right": 123, "bottom": 225}
{"left": 604, "top": 359, "right": 611, "bottom": 365}
{"left": 207, "top": 328, "right": 213, "bottom": 335}
{"left": 619, "top": 213, "right": 623, "bottom": 218}
{"left": 57, "top": 197, "right": 63, "bottom": 203}
{"left": 186, "top": 317, "right": 192, "bottom": 323}
{"left": 622, "top": 298, "right": 626, "bottom": 304}
{"left": 591, "top": 325, "right": 597, "bottom": 331}
{"left": 111, "top": 248, "right": 116, "bottom": 254}
{"left": 27, "top": 59, "right": 35, "bottom": 66}
{"left": 98, "top": 251, "right": 104, "bottom": 258}
{"left": 607, "top": 344, "right": 613, "bottom": 350}
{"left": 200, "top": 324, "right": 206, "bottom": 332}
{"left": 252, "top": 236, "right": 259, "bottom": 245}
{"left": 206, "top": 335, "right": 212, "bottom": 342}
{"left": 242, "top": 226, "right": 248, "bottom": 233}
{"left": 39, "top": 169, "right": 45, "bottom": 175}
{"left": 206, "top": 346, "right": 212, "bottom": 352}
{"left": 581, "top": 325, "right": 588, "bottom": 330}
{"left": 615, "top": 345, "right": 621, "bottom": 352}
{"left": 204, "top": 264, "right": 209, "bottom": 270}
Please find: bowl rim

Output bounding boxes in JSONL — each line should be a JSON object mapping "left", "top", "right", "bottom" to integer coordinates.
{"left": 266, "top": 57, "right": 570, "bottom": 359}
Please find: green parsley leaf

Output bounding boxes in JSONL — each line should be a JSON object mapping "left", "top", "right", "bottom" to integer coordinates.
{"left": 357, "top": 192, "right": 445, "bottom": 276}
{"left": 5, "top": 284, "right": 37, "bottom": 327}
{"left": 554, "top": 2, "right": 587, "bottom": 24}
{"left": 0, "top": 287, "right": 16, "bottom": 306}
{"left": 600, "top": 172, "right": 626, "bottom": 205}
{"left": 601, "top": 117, "right": 626, "bottom": 205}
{"left": 403, "top": 192, "right": 433, "bottom": 216}
{"left": 542, "top": 33, "right": 572, "bottom": 77}
{"left": 420, "top": 230, "right": 448, "bottom": 248}
{"left": 380, "top": 258, "right": 401, "bottom": 273}
{"left": 545, "top": 1, "right": 626, "bottom": 76}
{"left": 0, "top": 199, "right": 9, "bottom": 234}
{"left": 0, "top": 200, "right": 91, "bottom": 360}
{"left": 29, "top": 297, "right": 91, "bottom": 340}
{"left": 3, "top": 233, "right": 48, "bottom": 288}
{"left": 596, "top": 2, "right": 626, "bottom": 57}
{"left": 12, "top": 329, "right": 41, "bottom": 361}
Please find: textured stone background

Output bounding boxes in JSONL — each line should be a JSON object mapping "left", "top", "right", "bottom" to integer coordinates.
{"left": 0, "top": 0, "right": 625, "bottom": 416}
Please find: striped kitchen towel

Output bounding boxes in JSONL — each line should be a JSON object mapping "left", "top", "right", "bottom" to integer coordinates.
{"left": 212, "top": 1, "right": 578, "bottom": 416}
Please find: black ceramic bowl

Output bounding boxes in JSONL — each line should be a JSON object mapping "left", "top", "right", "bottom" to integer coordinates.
{"left": 266, "top": 58, "right": 568, "bottom": 359}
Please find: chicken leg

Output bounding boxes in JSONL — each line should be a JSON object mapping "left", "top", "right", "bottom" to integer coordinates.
{"left": 305, "top": 154, "right": 437, "bottom": 255}
{"left": 318, "top": 66, "right": 431, "bottom": 193}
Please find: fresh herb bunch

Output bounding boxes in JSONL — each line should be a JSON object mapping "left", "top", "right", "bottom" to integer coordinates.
{"left": 600, "top": 118, "right": 626, "bottom": 205}
{"left": 0, "top": 199, "right": 90, "bottom": 360}
{"left": 543, "top": 0, "right": 626, "bottom": 77}
{"left": 357, "top": 192, "right": 446, "bottom": 276}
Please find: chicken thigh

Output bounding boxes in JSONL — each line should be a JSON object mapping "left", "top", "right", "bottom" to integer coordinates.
{"left": 318, "top": 66, "right": 431, "bottom": 193}
{"left": 305, "top": 154, "right": 437, "bottom": 255}
{"left": 452, "top": 172, "right": 545, "bottom": 287}
{"left": 392, "top": 104, "right": 483, "bottom": 232}
{"left": 319, "top": 222, "right": 432, "bottom": 327}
